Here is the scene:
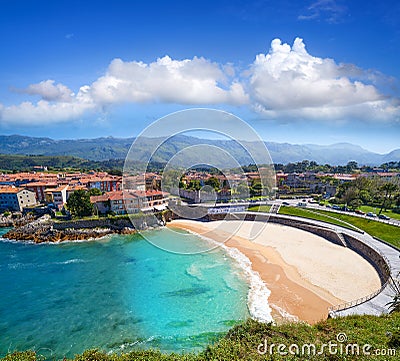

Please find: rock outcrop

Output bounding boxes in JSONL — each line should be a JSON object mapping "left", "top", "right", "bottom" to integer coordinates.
{"left": 3, "top": 215, "right": 137, "bottom": 243}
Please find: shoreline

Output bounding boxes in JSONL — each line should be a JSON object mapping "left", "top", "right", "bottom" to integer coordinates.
{"left": 2, "top": 215, "right": 382, "bottom": 324}
{"left": 1, "top": 215, "right": 145, "bottom": 243}
{"left": 3, "top": 224, "right": 137, "bottom": 243}
{"left": 167, "top": 219, "right": 381, "bottom": 325}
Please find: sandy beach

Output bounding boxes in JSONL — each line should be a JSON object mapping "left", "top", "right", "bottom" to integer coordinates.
{"left": 168, "top": 219, "right": 381, "bottom": 324}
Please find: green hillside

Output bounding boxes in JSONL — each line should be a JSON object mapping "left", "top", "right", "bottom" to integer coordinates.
{"left": 0, "top": 154, "right": 124, "bottom": 173}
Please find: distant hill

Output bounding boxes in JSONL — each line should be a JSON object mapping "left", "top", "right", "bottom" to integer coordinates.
{"left": 0, "top": 134, "right": 399, "bottom": 166}
{"left": 0, "top": 135, "right": 133, "bottom": 161}
{"left": 0, "top": 154, "right": 126, "bottom": 173}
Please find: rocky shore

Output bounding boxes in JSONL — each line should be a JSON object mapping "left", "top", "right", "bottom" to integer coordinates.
{"left": 0, "top": 213, "right": 35, "bottom": 228}
{"left": 2, "top": 215, "right": 138, "bottom": 243}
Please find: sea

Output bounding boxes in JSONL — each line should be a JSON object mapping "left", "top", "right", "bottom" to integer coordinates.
{"left": 0, "top": 226, "right": 272, "bottom": 359}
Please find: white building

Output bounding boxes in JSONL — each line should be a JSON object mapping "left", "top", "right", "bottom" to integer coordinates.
{"left": 0, "top": 186, "right": 37, "bottom": 212}
{"left": 45, "top": 185, "right": 68, "bottom": 210}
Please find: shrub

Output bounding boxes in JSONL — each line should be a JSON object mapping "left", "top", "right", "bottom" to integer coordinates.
{"left": 388, "top": 329, "right": 400, "bottom": 349}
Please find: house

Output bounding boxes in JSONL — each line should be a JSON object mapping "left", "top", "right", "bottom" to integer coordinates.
{"left": 333, "top": 173, "right": 359, "bottom": 183}
{"left": 26, "top": 182, "right": 57, "bottom": 202}
{"left": 179, "top": 188, "right": 230, "bottom": 203}
{"left": 90, "top": 194, "right": 111, "bottom": 214}
{"left": 91, "top": 191, "right": 144, "bottom": 215}
{"left": 45, "top": 185, "right": 68, "bottom": 210}
{"left": 66, "top": 185, "right": 87, "bottom": 200}
{"left": 285, "top": 173, "right": 306, "bottom": 188}
{"left": 0, "top": 186, "right": 37, "bottom": 212}
{"left": 145, "top": 173, "right": 162, "bottom": 190}
{"left": 90, "top": 190, "right": 169, "bottom": 215}
{"left": 135, "top": 190, "right": 169, "bottom": 210}
{"left": 123, "top": 175, "right": 146, "bottom": 191}
{"left": 87, "top": 176, "right": 121, "bottom": 192}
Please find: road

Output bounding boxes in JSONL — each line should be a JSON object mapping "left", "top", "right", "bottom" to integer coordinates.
{"left": 275, "top": 197, "right": 400, "bottom": 228}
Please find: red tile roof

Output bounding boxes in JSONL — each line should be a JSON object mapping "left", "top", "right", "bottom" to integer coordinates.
{"left": 0, "top": 186, "right": 23, "bottom": 194}
{"left": 26, "top": 182, "right": 58, "bottom": 187}
{"left": 45, "top": 185, "right": 68, "bottom": 193}
{"left": 90, "top": 194, "right": 109, "bottom": 203}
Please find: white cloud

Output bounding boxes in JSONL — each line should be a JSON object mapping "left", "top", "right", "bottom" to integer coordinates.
{"left": 0, "top": 85, "right": 96, "bottom": 125}
{"left": 21, "top": 79, "right": 74, "bottom": 102}
{"left": 0, "top": 56, "right": 247, "bottom": 125}
{"left": 255, "top": 100, "right": 400, "bottom": 123}
{"left": 248, "top": 38, "right": 399, "bottom": 122}
{"left": 1, "top": 39, "right": 399, "bottom": 126}
{"left": 90, "top": 56, "right": 248, "bottom": 105}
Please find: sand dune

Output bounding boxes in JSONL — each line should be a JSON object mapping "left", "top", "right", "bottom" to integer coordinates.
{"left": 168, "top": 219, "right": 381, "bottom": 324}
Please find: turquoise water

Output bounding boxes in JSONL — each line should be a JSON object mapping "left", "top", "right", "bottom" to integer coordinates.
{"left": 0, "top": 227, "right": 250, "bottom": 359}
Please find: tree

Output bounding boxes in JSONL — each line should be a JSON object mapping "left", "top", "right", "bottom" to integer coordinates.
{"left": 359, "top": 189, "right": 372, "bottom": 204}
{"left": 340, "top": 187, "right": 359, "bottom": 206}
{"left": 250, "top": 178, "right": 263, "bottom": 197}
{"left": 349, "top": 198, "right": 362, "bottom": 210}
{"left": 67, "top": 190, "right": 94, "bottom": 218}
{"left": 387, "top": 274, "right": 400, "bottom": 314}
{"left": 346, "top": 161, "right": 358, "bottom": 173}
{"left": 236, "top": 182, "right": 249, "bottom": 197}
{"left": 378, "top": 182, "right": 398, "bottom": 215}
{"left": 205, "top": 176, "right": 220, "bottom": 191}
{"left": 187, "top": 179, "right": 201, "bottom": 191}
{"left": 88, "top": 188, "right": 102, "bottom": 196}
{"left": 162, "top": 169, "right": 182, "bottom": 193}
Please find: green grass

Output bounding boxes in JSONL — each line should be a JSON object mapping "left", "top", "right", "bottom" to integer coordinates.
{"left": 278, "top": 206, "right": 360, "bottom": 232}
{"left": 248, "top": 205, "right": 271, "bottom": 213}
{"left": 359, "top": 205, "right": 400, "bottom": 221}
{"left": 277, "top": 206, "right": 400, "bottom": 248}
{"left": 3, "top": 314, "right": 400, "bottom": 360}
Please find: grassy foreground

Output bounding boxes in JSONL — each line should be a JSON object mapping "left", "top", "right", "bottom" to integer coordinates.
{"left": 2, "top": 314, "right": 399, "bottom": 360}
{"left": 277, "top": 206, "right": 400, "bottom": 249}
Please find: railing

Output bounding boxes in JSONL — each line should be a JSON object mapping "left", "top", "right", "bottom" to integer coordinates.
{"left": 328, "top": 279, "right": 391, "bottom": 314}
{"left": 328, "top": 240, "right": 392, "bottom": 315}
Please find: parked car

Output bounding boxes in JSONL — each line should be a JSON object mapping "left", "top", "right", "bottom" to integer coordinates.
{"left": 366, "top": 212, "right": 377, "bottom": 218}
{"left": 378, "top": 214, "right": 390, "bottom": 220}
{"left": 341, "top": 206, "right": 350, "bottom": 211}
{"left": 355, "top": 209, "right": 365, "bottom": 215}
{"left": 332, "top": 205, "right": 341, "bottom": 210}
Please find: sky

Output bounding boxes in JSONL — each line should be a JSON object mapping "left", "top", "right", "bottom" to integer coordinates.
{"left": 0, "top": 0, "right": 399, "bottom": 153}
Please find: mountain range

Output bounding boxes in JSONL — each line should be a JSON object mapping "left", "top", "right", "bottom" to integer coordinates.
{"left": 0, "top": 134, "right": 399, "bottom": 166}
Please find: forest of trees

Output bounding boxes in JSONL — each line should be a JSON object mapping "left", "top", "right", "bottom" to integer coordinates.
{"left": 334, "top": 177, "right": 400, "bottom": 214}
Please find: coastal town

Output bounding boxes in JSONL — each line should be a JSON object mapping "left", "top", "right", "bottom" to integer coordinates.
{"left": 0, "top": 165, "right": 399, "bottom": 218}
{"left": 0, "top": 171, "right": 169, "bottom": 216}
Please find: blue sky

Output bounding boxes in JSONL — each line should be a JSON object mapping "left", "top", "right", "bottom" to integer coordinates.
{"left": 0, "top": 0, "right": 399, "bottom": 153}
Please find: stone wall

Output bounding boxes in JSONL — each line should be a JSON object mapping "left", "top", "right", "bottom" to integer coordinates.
{"left": 209, "top": 212, "right": 346, "bottom": 246}
{"left": 53, "top": 215, "right": 160, "bottom": 231}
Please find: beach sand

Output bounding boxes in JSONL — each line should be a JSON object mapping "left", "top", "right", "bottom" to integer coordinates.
{"left": 167, "top": 219, "right": 381, "bottom": 324}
